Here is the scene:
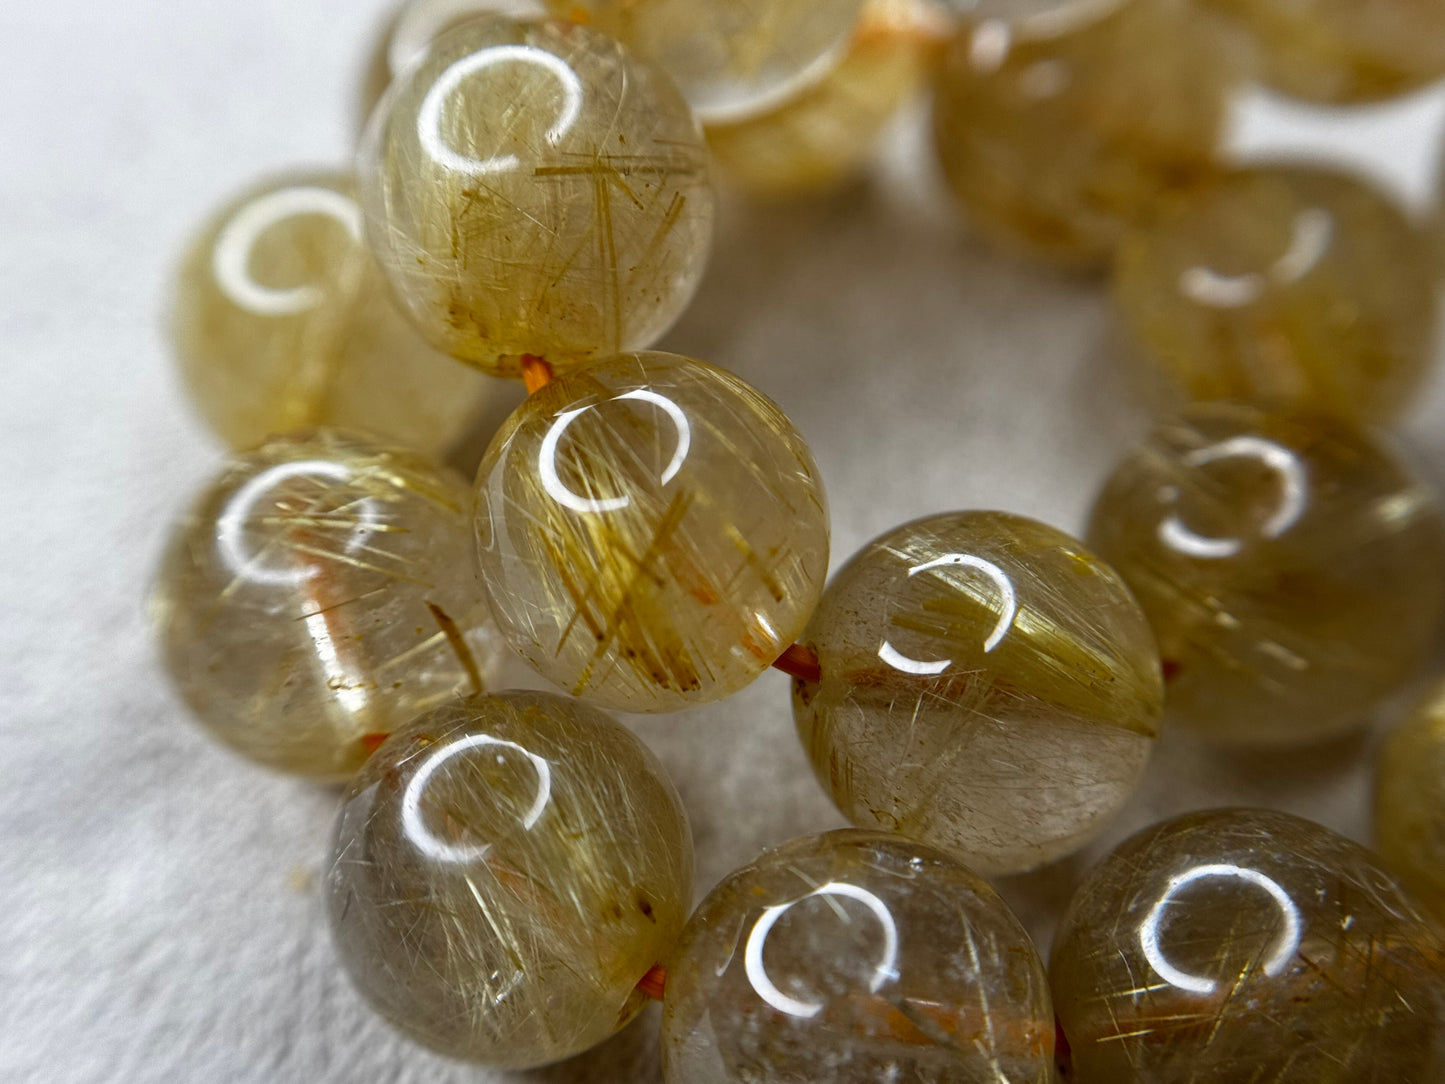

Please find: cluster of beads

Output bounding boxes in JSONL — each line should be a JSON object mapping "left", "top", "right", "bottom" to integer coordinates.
{"left": 153, "top": 0, "right": 1445, "bottom": 1079}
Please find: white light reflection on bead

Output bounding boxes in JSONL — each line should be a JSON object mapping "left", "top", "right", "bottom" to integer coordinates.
{"left": 878, "top": 554, "right": 1016, "bottom": 674}
{"left": 213, "top": 187, "right": 364, "bottom": 316}
{"left": 402, "top": 733, "right": 552, "bottom": 863}
{"left": 745, "top": 882, "right": 900, "bottom": 1019}
{"left": 1158, "top": 436, "right": 1308, "bottom": 559}
{"left": 418, "top": 44, "right": 583, "bottom": 175}
{"left": 387, "top": 0, "right": 546, "bottom": 77}
{"left": 1179, "top": 208, "right": 1334, "bottom": 310}
{"left": 1139, "top": 863, "right": 1302, "bottom": 995}
{"left": 538, "top": 389, "right": 692, "bottom": 514}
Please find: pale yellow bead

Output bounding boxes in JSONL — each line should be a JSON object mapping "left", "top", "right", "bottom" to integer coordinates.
{"left": 661, "top": 831, "right": 1056, "bottom": 1083}
{"left": 170, "top": 171, "right": 490, "bottom": 456}
{"left": 327, "top": 691, "right": 692, "bottom": 1067}
{"left": 795, "top": 512, "right": 1162, "bottom": 875}
{"left": 931, "top": 0, "right": 1239, "bottom": 269}
{"left": 1115, "top": 167, "right": 1438, "bottom": 424}
{"left": 1052, "top": 809, "right": 1445, "bottom": 1082}
{"left": 359, "top": 17, "right": 715, "bottom": 377}
{"left": 152, "top": 429, "right": 501, "bottom": 780}
{"left": 475, "top": 351, "right": 829, "bottom": 713}
{"left": 1377, "top": 682, "right": 1445, "bottom": 921}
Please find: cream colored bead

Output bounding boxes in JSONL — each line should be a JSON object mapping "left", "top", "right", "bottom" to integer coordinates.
{"left": 359, "top": 17, "right": 715, "bottom": 377}
{"left": 327, "top": 691, "right": 692, "bottom": 1067}
{"left": 170, "top": 171, "right": 489, "bottom": 456}
{"left": 1377, "top": 681, "right": 1445, "bottom": 921}
{"left": 475, "top": 351, "right": 829, "bottom": 712}
{"left": 152, "top": 429, "right": 501, "bottom": 780}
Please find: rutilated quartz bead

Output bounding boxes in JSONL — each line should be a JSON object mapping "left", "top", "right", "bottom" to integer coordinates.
{"left": 326, "top": 691, "right": 692, "bottom": 1067}
{"left": 170, "top": 171, "right": 488, "bottom": 456}
{"left": 359, "top": 17, "right": 715, "bottom": 377}
{"left": 1086, "top": 403, "right": 1445, "bottom": 747}
{"left": 1051, "top": 808, "right": 1445, "bottom": 1083}
{"left": 475, "top": 351, "right": 830, "bottom": 713}
{"left": 661, "top": 830, "right": 1056, "bottom": 1084}
{"left": 1376, "top": 680, "right": 1445, "bottom": 921}
{"left": 931, "top": 0, "right": 1238, "bottom": 269}
{"left": 794, "top": 512, "right": 1163, "bottom": 875}
{"left": 151, "top": 429, "right": 501, "bottom": 780}
{"left": 1115, "top": 166, "right": 1438, "bottom": 424}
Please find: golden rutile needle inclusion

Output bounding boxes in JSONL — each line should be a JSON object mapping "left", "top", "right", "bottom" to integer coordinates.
{"left": 661, "top": 830, "right": 1056, "bottom": 1084}
{"left": 152, "top": 429, "right": 501, "bottom": 780}
{"left": 794, "top": 512, "right": 1163, "bottom": 876}
{"left": 1051, "top": 808, "right": 1445, "bottom": 1083}
{"left": 931, "top": 0, "right": 1239, "bottom": 269}
{"left": 1376, "top": 680, "right": 1445, "bottom": 921}
{"left": 359, "top": 17, "right": 715, "bottom": 377}
{"left": 1115, "top": 166, "right": 1438, "bottom": 424}
{"left": 170, "top": 171, "right": 488, "bottom": 456}
{"left": 475, "top": 351, "right": 830, "bottom": 712}
{"left": 326, "top": 691, "right": 692, "bottom": 1067}
{"left": 1086, "top": 403, "right": 1445, "bottom": 747}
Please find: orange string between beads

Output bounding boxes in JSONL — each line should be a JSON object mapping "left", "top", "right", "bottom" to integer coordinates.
{"left": 521, "top": 354, "right": 555, "bottom": 394}
{"left": 772, "top": 643, "right": 821, "bottom": 684}
{"left": 636, "top": 964, "right": 667, "bottom": 1002}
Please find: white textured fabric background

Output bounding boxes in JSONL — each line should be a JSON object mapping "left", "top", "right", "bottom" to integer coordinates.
{"left": 5, "top": 3, "right": 1445, "bottom": 1081}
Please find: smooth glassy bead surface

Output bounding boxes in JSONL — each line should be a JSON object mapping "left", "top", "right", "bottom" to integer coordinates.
{"left": 661, "top": 830, "right": 1056, "bottom": 1084}
{"left": 327, "top": 691, "right": 692, "bottom": 1067}
{"left": 171, "top": 171, "right": 488, "bottom": 456}
{"left": 794, "top": 512, "right": 1162, "bottom": 875}
{"left": 931, "top": 0, "right": 1238, "bottom": 269}
{"left": 476, "top": 351, "right": 829, "bottom": 712}
{"left": 1116, "top": 167, "right": 1438, "bottom": 424}
{"left": 152, "top": 429, "right": 501, "bottom": 780}
{"left": 1051, "top": 808, "right": 1445, "bottom": 1083}
{"left": 549, "top": 0, "right": 867, "bottom": 122}
{"left": 1376, "top": 681, "right": 1445, "bottom": 920}
{"left": 705, "top": 0, "right": 939, "bottom": 197}
{"left": 360, "top": 17, "right": 715, "bottom": 377}
{"left": 1086, "top": 404, "right": 1445, "bottom": 746}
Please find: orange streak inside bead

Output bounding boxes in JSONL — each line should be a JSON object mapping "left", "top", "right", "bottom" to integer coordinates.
{"left": 521, "top": 354, "right": 555, "bottom": 395}
{"left": 772, "top": 643, "right": 821, "bottom": 684}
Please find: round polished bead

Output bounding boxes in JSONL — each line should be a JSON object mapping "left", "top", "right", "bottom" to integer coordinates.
{"left": 360, "top": 17, "right": 715, "bottom": 377}
{"left": 661, "top": 830, "right": 1056, "bottom": 1084}
{"left": 1086, "top": 404, "right": 1445, "bottom": 746}
{"left": 1115, "top": 167, "right": 1437, "bottom": 424}
{"left": 794, "top": 512, "right": 1162, "bottom": 875}
{"left": 1051, "top": 808, "right": 1445, "bottom": 1083}
{"left": 170, "top": 171, "right": 488, "bottom": 455}
{"left": 327, "top": 691, "right": 692, "bottom": 1067}
{"left": 475, "top": 351, "right": 829, "bottom": 712}
{"left": 549, "top": 0, "right": 867, "bottom": 122}
{"left": 1376, "top": 682, "right": 1445, "bottom": 920}
{"left": 152, "top": 429, "right": 501, "bottom": 780}
{"left": 931, "top": 0, "right": 1238, "bottom": 269}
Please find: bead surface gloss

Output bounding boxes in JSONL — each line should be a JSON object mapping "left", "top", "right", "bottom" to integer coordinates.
{"left": 795, "top": 512, "right": 1163, "bottom": 875}
{"left": 661, "top": 830, "right": 1056, "bottom": 1084}
{"left": 1376, "top": 681, "right": 1445, "bottom": 920}
{"left": 1051, "top": 808, "right": 1445, "bottom": 1083}
{"left": 152, "top": 430, "right": 501, "bottom": 780}
{"left": 327, "top": 690, "right": 692, "bottom": 1067}
{"left": 1086, "top": 404, "right": 1445, "bottom": 746}
{"left": 360, "top": 17, "right": 714, "bottom": 376}
{"left": 1115, "top": 167, "right": 1438, "bottom": 424}
{"left": 171, "top": 171, "right": 488, "bottom": 455}
{"left": 476, "top": 351, "right": 829, "bottom": 712}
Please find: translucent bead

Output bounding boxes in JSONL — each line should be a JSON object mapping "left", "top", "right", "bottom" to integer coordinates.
{"left": 794, "top": 512, "right": 1162, "bottom": 875}
{"left": 475, "top": 351, "right": 829, "bottom": 712}
{"left": 359, "top": 17, "right": 715, "bottom": 377}
{"left": 1115, "top": 167, "right": 1438, "bottom": 424}
{"left": 1051, "top": 809, "right": 1445, "bottom": 1083}
{"left": 1086, "top": 404, "right": 1445, "bottom": 746}
{"left": 931, "top": 0, "right": 1238, "bottom": 269}
{"left": 661, "top": 830, "right": 1056, "bottom": 1084}
{"left": 326, "top": 691, "right": 692, "bottom": 1067}
{"left": 170, "top": 171, "right": 489, "bottom": 456}
{"left": 706, "top": 0, "right": 936, "bottom": 197}
{"left": 151, "top": 430, "right": 501, "bottom": 780}
{"left": 550, "top": 0, "right": 867, "bottom": 122}
{"left": 1376, "top": 682, "right": 1445, "bottom": 920}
